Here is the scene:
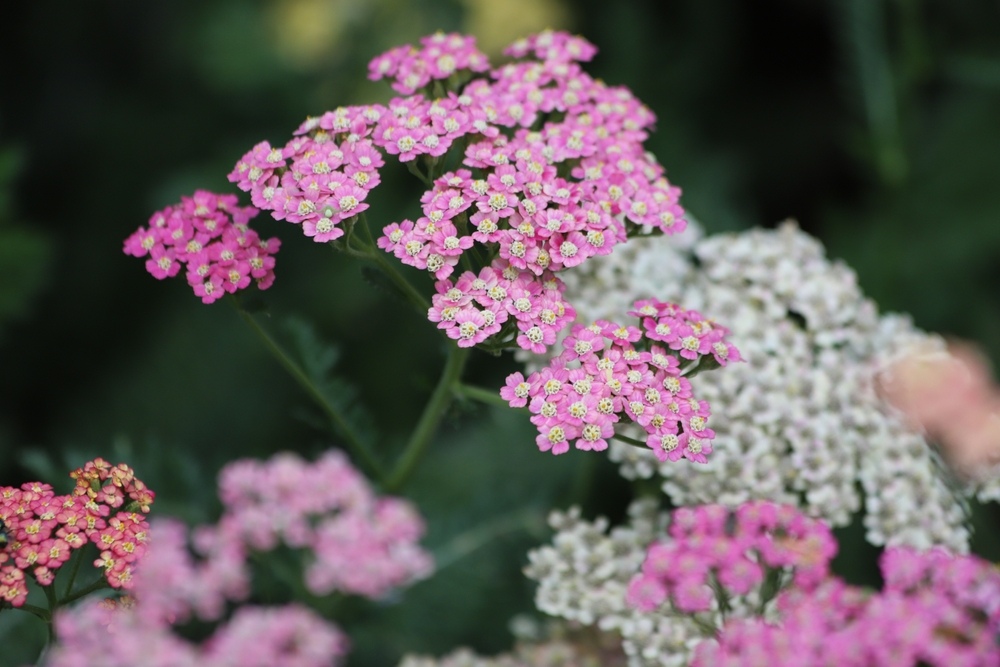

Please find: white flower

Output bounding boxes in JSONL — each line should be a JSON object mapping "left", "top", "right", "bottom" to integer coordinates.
{"left": 555, "top": 220, "right": 992, "bottom": 552}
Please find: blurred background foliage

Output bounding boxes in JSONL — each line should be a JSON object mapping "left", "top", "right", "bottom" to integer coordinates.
{"left": 1, "top": 0, "right": 999, "bottom": 664}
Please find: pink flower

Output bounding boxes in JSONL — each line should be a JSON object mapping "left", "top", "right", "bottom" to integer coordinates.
{"left": 516, "top": 298, "right": 735, "bottom": 458}
{"left": 215, "top": 449, "right": 433, "bottom": 599}
{"left": 626, "top": 574, "right": 667, "bottom": 612}
{"left": 125, "top": 192, "right": 278, "bottom": 303}
{"left": 879, "top": 340, "right": 1000, "bottom": 471}
{"left": 691, "top": 546, "right": 1000, "bottom": 667}
{"left": 501, "top": 372, "right": 531, "bottom": 408}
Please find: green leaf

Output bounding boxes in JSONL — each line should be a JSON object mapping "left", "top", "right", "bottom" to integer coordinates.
{"left": 279, "top": 316, "right": 379, "bottom": 452}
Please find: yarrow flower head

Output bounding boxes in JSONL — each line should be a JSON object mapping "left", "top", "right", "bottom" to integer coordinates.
{"left": 692, "top": 545, "right": 1000, "bottom": 667}
{"left": 367, "top": 32, "right": 491, "bottom": 95}
{"left": 506, "top": 297, "right": 739, "bottom": 458}
{"left": 525, "top": 498, "right": 786, "bottom": 666}
{"left": 230, "top": 30, "right": 692, "bottom": 356}
{"left": 0, "top": 459, "right": 153, "bottom": 606}
{"left": 504, "top": 29, "right": 600, "bottom": 63}
{"left": 124, "top": 190, "right": 279, "bottom": 304}
{"left": 212, "top": 449, "right": 433, "bottom": 598}
{"left": 879, "top": 340, "right": 1000, "bottom": 472}
{"left": 626, "top": 501, "right": 837, "bottom": 616}
{"left": 44, "top": 595, "right": 349, "bottom": 667}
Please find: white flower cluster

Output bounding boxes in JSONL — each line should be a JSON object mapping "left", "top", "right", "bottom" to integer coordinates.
{"left": 556, "top": 221, "right": 996, "bottom": 552}
{"left": 524, "top": 499, "right": 696, "bottom": 667}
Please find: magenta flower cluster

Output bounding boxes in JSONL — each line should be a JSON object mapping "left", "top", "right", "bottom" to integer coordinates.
{"left": 626, "top": 501, "right": 836, "bottom": 614}
{"left": 228, "top": 124, "right": 384, "bottom": 243}
{"left": 693, "top": 546, "right": 1000, "bottom": 667}
{"left": 228, "top": 29, "right": 690, "bottom": 354}
{"left": 423, "top": 259, "right": 576, "bottom": 349}
{"left": 123, "top": 190, "right": 279, "bottom": 304}
{"left": 368, "top": 32, "right": 491, "bottom": 94}
{"left": 384, "top": 31, "right": 687, "bottom": 353}
{"left": 0, "top": 459, "right": 154, "bottom": 606}
{"left": 212, "top": 449, "right": 433, "bottom": 598}
{"left": 503, "top": 298, "right": 740, "bottom": 458}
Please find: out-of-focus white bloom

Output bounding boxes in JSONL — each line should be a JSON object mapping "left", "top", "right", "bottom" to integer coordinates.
{"left": 524, "top": 500, "right": 784, "bottom": 667}
{"left": 554, "top": 221, "right": 995, "bottom": 552}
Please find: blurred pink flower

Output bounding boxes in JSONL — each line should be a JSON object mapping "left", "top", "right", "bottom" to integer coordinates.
{"left": 879, "top": 340, "right": 1000, "bottom": 471}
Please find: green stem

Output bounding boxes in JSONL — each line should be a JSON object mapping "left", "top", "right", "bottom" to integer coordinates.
{"left": 756, "top": 566, "right": 786, "bottom": 615}
{"left": 432, "top": 509, "right": 546, "bottom": 572}
{"left": 60, "top": 575, "right": 110, "bottom": 606}
{"left": 233, "top": 301, "right": 384, "bottom": 480}
{"left": 42, "top": 582, "right": 57, "bottom": 613}
{"left": 385, "top": 345, "right": 471, "bottom": 491}
{"left": 358, "top": 214, "right": 431, "bottom": 313}
{"left": 612, "top": 432, "right": 648, "bottom": 449}
{"left": 62, "top": 548, "right": 84, "bottom": 600}
{"left": 454, "top": 383, "right": 510, "bottom": 408}
{"left": 43, "top": 584, "right": 58, "bottom": 645}
{"left": 568, "top": 448, "right": 597, "bottom": 506}
{"left": 405, "top": 160, "right": 433, "bottom": 187}
{"left": 11, "top": 602, "right": 50, "bottom": 622}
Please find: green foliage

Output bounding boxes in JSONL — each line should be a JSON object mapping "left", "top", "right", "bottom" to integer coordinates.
{"left": 0, "top": 609, "right": 47, "bottom": 667}
{"left": 0, "top": 147, "right": 50, "bottom": 343}
{"left": 279, "top": 315, "right": 379, "bottom": 455}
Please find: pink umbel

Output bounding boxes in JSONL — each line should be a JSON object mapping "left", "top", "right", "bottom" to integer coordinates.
{"left": 626, "top": 501, "right": 836, "bottom": 615}
{"left": 42, "top": 449, "right": 432, "bottom": 666}
{"left": 506, "top": 298, "right": 740, "bottom": 459}
{"left": 692, "top": 544, "right": 1000, "bottom": 667}
{"left": 213, "top": 449, "right": 433, "bottom": 598}
{"left": 123, "top": 190, "right": 279, "bottom": 303}
{"left": 0, "top": 459, "right": 154, "bottom": 606}
{"left": 230, "top": 30, "right": 692, "bottom": 355}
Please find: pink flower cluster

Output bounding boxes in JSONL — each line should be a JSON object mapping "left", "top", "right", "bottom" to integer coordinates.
{"left": 42, "top": 449, "right": 433, "bottom": 666}
{"left": 503, "top": 298, "right": 740, "bottom": 458}
{"left": 879, "top": 340, "right": 1000, "bottom": 471}
{"left": 123, "top": 190, "right": 279, "bottom": 304}
{"left": 380, "top": 32, "right": 687, "bottom": 352}
{"left": 212, "top": 449, "right": 433, "bottom": 598}
{"left": 422, "top": 258, "right": 575, "bottom": 349}
{"left": 47, "top": 601, "right": 348, "bottom": 667}
{"left": 626, "top": 501, "right": 836, "bottom": 614}
{"left": 504, "top": 29, "right": 599, "bottom": 63}
{"left": 693, "top": 546, "right": 1000, "bottom": 667}
{"left": 0, "top": 459, "right": 154, "bottom": 606}
{"left": 230, "top": 30, "right": 691, "bottom": 354}
{"left": 228, "top": 126, "right": 384, "bottom": 243}
{"left": 368, "top": 32, "right": 490, "bottom": 95}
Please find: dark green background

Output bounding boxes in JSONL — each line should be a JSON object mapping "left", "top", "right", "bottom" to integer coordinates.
{"left": 1, "top": 1, "right": 999, "bottom": 664}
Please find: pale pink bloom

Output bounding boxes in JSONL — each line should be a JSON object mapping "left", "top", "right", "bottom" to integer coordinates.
{"left": 879, "top": 340, "right": 1000, "bottom": 470}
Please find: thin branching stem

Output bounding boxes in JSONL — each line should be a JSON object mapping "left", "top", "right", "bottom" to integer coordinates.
{"left": 385, "top": 345, "right": 470, "bottom": 491}
{"left": 233, "top": 300, "right": 384, "bottom": 480}
{"left": 61, "top": 548, "right": 84, "bottom": 600}
{"left": 59, "top": 575, "right": 111, "bottom": 606}
{"left": 358, "top": 213, "right": 431, "bottom": 313}
{"left": 453, "top": 383, "right": 510, "bottom": 408}
{"left": 612, "top": 432, "right": 648, "bottom": 449}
